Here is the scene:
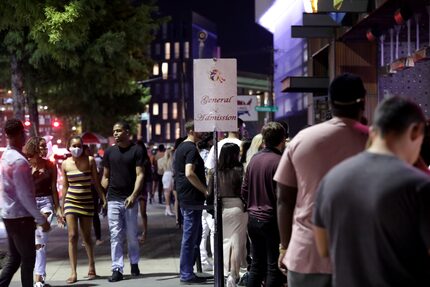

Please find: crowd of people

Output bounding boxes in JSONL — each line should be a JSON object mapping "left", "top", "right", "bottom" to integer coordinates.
{"left": 1, "top": 73, "right": 430, "bottom": 287}
{"left": 173, "top": 73, "right": 430, "bottom": 286}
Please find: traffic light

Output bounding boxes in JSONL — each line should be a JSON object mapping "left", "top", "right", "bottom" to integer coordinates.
{"left": 24, "top": 120, "right": 31, "bottom": 127}
{"left": 52, "top": 119, "right": 61, "bottom": 128}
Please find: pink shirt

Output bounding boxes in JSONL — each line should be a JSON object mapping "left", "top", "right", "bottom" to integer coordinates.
{"left": 274, "top": 117, "right": 368, "bottom": 274}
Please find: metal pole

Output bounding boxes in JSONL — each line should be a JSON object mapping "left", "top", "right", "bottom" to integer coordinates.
{"left": 380, "top": 35, "right": 385, "bottom": 67}
{"left": 213, "top": 128, "right": 224, "bottom": 287}
{"left": 407, "top": 19, "right": 411, "bottom": 56}
{"left": 180, "top": 62, "right": 186, "bottom": 137}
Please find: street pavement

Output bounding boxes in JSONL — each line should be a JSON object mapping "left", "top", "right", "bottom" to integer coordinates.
{"left": 0, "top": 202, "right": 214, "bottom": 287}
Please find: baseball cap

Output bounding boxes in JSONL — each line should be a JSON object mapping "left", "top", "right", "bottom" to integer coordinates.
{"left": 329, "top": 73, "right": 366, "bottom": 106}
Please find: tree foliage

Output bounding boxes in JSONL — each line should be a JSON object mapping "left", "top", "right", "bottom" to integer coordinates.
{"left": 0, "top": 0, "right": 160, "bottom": 135}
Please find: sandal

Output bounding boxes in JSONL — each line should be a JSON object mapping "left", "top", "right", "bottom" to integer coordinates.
{"left": 66, "top": 276, "right": 77, "bottom": 284}
{"left": 138, "top": 232, "right": 146, "bottom": 245}
{"left": 87, "top": 270, "right": 97, "bottom": 280}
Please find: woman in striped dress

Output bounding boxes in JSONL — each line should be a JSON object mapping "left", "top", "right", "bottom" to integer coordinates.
{"left": 61, "top": 136, "right": 106, "bottom": 283}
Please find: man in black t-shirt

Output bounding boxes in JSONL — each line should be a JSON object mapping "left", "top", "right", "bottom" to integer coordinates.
{"left": 313, "top": 96, "right": 430, "bottom": 286}
{"left": 173, "top": 121, "right": 208, "bottom": 284}
{"left": 102, "top": 121, "right": 144, "bottom": 282}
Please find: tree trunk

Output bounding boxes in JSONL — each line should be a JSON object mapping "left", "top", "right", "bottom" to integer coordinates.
{"left": 26, "top": 86, "right": 39, "bottom": 136}
{"left": 11, "top": 55, "right": 25, "bottom": 120}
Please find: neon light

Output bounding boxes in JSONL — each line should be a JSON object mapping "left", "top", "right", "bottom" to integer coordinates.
{"left": 258, "top": 0, "right": 296, "bottom": 33}
{"left": 259, "top": 0, "right": 314, "bottom": 33}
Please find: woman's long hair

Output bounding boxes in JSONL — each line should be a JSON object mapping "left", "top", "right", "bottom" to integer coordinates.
{"left": 24, "top": 136, "right": 44, "bottom": 158}
{"left": 218, "top": 143, "right": 241, "bottom": 171}
{"left": 164, "top": 147, "right": 174, "bottom": 170}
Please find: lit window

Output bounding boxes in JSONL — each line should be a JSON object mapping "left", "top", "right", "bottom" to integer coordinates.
{"left": 153, "top": 63, "right": 159, "bottom": 76}
{"left": 155, "top": 124, "right": 161, "bottom": 135}
{"left": 184, "top": 41, "right": 190, "bottom": 59}
{"left": 39, "top": 115, "right": 45, "bottom": 125}
{"left": 264, "top": 92, "right": 269, "bottom": 105}
{"left": 153, "top": 103, "right": 159, "bottom": 115}
{"left": 166, "top": 122, "right": 171, "bottom": 140}
{"left": 162, "top": 103, "right": 168, "bottom": 120}
{"left": 165, "top": 42, "right": 171, "bottom": 60}
{"left": 175, "top": 122, "right": 180, "bottom": 139}
{"left": 174, "top": 42, "right": 180, "bottom": 59}
{"left": 172, "top": 102, "right": 178, "bottom": 119}
{"left": 161, "top": 62, "right": 168, "bottom": 80}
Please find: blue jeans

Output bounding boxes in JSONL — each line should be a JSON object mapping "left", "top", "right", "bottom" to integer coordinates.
{"left": 180, "top": 208, "right": 203, "bottom": 281}
{"left": 108, "top": 200, "right": 140, "bottom": 273}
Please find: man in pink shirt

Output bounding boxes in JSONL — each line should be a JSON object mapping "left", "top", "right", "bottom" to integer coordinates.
{"left": 274, "top": 74, "right": 369, "bottom": 286}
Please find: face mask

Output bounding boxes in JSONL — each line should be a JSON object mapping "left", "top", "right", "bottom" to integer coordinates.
{"left": 70, "top": 147, "right": 83, "bottom": 158}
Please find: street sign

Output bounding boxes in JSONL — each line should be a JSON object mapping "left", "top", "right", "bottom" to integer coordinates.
{"left": 238, "top": 96, "right": 258, "bottom": 121}
{"left": 193, "top": 58, "right": 237, "bottom": 132}
{"left": 255, "top": 105, "right": 278, "bottom": 112}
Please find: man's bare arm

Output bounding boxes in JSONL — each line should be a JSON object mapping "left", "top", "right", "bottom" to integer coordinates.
{"left": 277, "top": 182, "right": 297, "bottom": 273}
{"left": 185, "top": 163, "right": 207, "bottom": 196}
{"left": 101, "top": 167, "right": 110, "bottom": 190}
{"left": 277, "top": 182, "right": 298, "bottom": 248}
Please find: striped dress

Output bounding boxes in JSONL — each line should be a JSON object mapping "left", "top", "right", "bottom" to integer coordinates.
{"left": 64, "top": 170, "right": 94, "bottom": 217}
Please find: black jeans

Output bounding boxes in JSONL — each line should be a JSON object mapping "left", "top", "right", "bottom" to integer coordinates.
{"left": 0, "top": 217, "right": 36, "bottom": 287}
{"left": 247, "top": 216, "right": 284, "bottom": 287}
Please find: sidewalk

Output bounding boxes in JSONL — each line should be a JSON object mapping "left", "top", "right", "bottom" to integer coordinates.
{"left": 0, "top": 203, "right": 214, "bottom": 287}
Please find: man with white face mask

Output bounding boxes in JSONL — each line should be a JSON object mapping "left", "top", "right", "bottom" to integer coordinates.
{"left": 101, "top": 121, "right": 145, "bottom": 282}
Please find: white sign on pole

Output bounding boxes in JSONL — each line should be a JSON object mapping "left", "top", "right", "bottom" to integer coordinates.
{"left": 237, "top": 96, "right": 258, "bottom": 121}
{"left": 193, "top": 59, "right": 237, "bottom": 132}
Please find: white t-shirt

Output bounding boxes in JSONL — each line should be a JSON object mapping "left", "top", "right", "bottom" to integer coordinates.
{"left": 204, "top": 137, "right": 242, "bottom": 170}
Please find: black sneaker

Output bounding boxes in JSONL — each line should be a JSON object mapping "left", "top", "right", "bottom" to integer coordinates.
{"left": 108, "top": 268, "right": 123, "bottom": 282}
{"left": 180, "top": 276, "right": 207, "bottom": 285}
{"left": 131, "top": 263, "right": 140, "bottom": 276}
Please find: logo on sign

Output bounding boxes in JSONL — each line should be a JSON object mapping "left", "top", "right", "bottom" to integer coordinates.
{"left": 238, "top": 98, "right": 253, "bottom": 117}
{"left": 209, "top": 69, "right": 226, "bottom": 83}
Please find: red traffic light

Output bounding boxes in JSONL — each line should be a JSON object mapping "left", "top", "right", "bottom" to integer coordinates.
{"left": 52, "top": 120, "right": 60, "bottom": 128}
{"left": 24, "top": 120, "right": 31, "bottom": 127}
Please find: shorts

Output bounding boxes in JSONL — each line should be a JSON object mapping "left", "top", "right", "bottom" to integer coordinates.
{"left": 138, "top": 182, "right": 152, "bottom": 202}
{"left": 162, "top": 171, "right": 174, "bottom": 190}
{"left": 36, "top": 196, "right": 53, "bottom": 214}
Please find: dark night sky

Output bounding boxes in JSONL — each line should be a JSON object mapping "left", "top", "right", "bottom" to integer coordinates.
{"left": 189, "top": 0, "right": 273, "bottom": 75}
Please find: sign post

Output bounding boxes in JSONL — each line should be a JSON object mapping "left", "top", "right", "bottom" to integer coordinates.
{"left": 194, "top": 58, "right": 237, "bottom": 287}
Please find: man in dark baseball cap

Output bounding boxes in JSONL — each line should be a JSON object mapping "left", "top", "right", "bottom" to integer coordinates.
{"left": 329, "top": 73, "right": 366, "bottom": 119}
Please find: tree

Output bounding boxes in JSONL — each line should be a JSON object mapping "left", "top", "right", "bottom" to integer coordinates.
{"left": 0, "top": 1, "right": 44, "bottom": 122}
{"left": 31, "top": 0, "right": 160, "bottom": 134}
{"left": 0, "top": 0, "right": 161, "bottom": 135}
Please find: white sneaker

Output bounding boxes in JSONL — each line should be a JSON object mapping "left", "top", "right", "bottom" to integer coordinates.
{"left": 34, "top": 282, "right": 45, "bottom": 287}
{"left": 226, "top": 275, "right": 237, "bottom": 287}
{"left": 202, "top": 261, "right": 213, "bottom": 271}
{"left": 165, "top": 207, "right": 175, "bottom": 216}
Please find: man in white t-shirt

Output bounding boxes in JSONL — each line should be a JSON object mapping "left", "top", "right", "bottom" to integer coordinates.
{"left": 204, "top": 119, "right": 243, "bottom": 170}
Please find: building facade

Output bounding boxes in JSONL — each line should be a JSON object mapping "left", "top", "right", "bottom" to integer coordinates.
{"left": 257, "top": 0, "right": 430, "bottom": 136}
{"left": 142, "top": 1, "right": 219, "bottom": 143}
